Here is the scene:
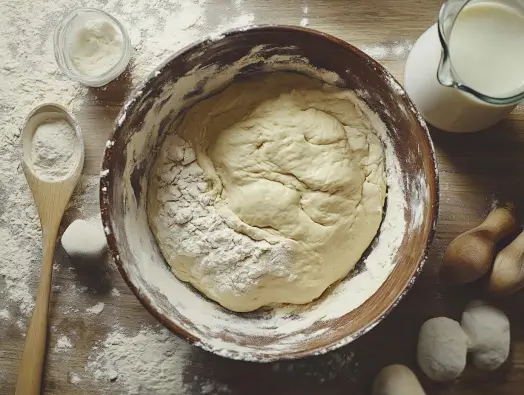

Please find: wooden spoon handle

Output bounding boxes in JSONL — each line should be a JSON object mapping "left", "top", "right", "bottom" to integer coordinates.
{"left": 489, "top": 230, "right": 524, "bottom": 295}
{"left": 482, "top": 204, "right": 518, "bottom": 241}
{"left": 15, "top": 231, "right": 57, "bottom": 395}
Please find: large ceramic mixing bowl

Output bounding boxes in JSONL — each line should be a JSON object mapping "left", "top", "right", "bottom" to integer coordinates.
{"left": 100, "top": 25, "right": 439, "bottom": 362}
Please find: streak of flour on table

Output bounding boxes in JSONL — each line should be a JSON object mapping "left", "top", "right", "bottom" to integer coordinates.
{"left": 86, "top": 302, "right": 105, "bottom": 315}
{"left": 300, "top": 4, "right": 309, "bottom": 26}
{"left": 54, "top": 334, "right": 74, "bottom": 352}
{"left": 85, "top": 326, "right": 359, "bottom": 394}
{"left": 86, "top": 327, "right": 199, "bottom": 394}
{"left": 359, "top": 39, "right": 413, "bottom": 61}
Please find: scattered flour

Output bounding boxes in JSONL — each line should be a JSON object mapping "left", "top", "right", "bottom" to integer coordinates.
{"left": 86, "top": 302, "right": 105, "bottom": 315}
{"left": 201, "top": 382, "right": 231, "bottom": 394}
{"left": 86, "top": 325, "right": 359, "bottom": 394}
{"left": 68, "top": 175, "right": 100, "bottom": 214}
{"left": 0, "top": 0, "right": 87, "bottom": 320}
{"left": 111, "top": 287, "right": 120, "bottom": 297}
{"left": 300, "top": 5, "right": 309, "bottom": 26}
{"left": 108, "top": 0, "right": 208, "bottom": 85}
{"left": 359, "top": 40, "right": 414, "bottom": 61}
{"left": 54, "top": 334, "right": 74, "bottom": 352}
{"left": 86, "top": 326, "right": 193, "bottom": 394}
{"left": 490, "top": 194, "right": 500, "bottom": 211}
{"left": 0, "top": 309, "right": 10, "bottom": 320}
{"left": 216, "top": 12, "right": 255, "bottom": 32}
{"left": 69, "top": 372, "right": 82, "bottom": 384}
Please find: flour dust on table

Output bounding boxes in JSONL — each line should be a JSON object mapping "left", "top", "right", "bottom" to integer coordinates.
{"left": 85, "top": 324, "right": 360, "bottom": 394}
{"left": 53, "top": 334, "right": 74, "bottom": 353}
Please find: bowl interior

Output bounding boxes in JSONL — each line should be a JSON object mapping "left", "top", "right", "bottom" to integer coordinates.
{"left": 100, "top": 26, "right": 438, "bottom": 362}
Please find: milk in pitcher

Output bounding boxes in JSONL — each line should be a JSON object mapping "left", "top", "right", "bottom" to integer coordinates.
{"left": 404, "top": 0, "right": 524, "bottom": 133}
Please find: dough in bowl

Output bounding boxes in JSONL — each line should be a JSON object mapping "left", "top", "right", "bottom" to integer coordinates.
{"left": 148, "top": 72, "right": 386, "bottom": 312}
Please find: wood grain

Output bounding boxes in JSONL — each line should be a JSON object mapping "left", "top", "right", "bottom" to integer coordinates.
{"left": 3, "top": 0, "right": 524, "bottom": 394}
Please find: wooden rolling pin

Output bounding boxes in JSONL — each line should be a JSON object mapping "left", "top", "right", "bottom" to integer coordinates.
{"left": 488, "top": 229, "right": 524, "bottom": 295}
{"left": 440, "top": 203, "right": 518, "bottom": 285}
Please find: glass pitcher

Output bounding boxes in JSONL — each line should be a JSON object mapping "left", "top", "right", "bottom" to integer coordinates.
{"left": 404, "top": 0, "right": 524, "bottom": 133}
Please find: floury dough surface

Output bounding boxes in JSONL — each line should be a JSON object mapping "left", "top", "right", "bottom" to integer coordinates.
{"left": 148, "top": 73, "right": 386, "bottom": 312}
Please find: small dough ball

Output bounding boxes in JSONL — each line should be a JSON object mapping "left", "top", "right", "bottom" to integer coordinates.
{"left": 461, "top": 300, "right": 510, "bottom": 370}
{"left": 61, "top": 219, "right": 107, "bottom": 261}
{"left": 417, "top": 317, "right": 468, "bottom": 382}
{"left": 372, "top": 364, "right": 426, "bottom": 395}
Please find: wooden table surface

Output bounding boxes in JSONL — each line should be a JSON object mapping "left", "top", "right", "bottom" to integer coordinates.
{"left": 3, "top": 0, "right": 524, "bottom": 394}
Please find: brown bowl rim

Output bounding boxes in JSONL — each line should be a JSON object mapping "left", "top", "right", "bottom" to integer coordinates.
{"left": 99, "top": 24, "right": 439, "bottom": 362}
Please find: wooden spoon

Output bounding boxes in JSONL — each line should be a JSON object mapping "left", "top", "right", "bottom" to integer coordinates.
{"left": 440, "top": 203, "right": 518, "bottom": 286}
{"left": 488, "top": 229, "right": 524, "bottom": 296}
{"left": 15, "top": 104, "right": 84, "bottom": 395}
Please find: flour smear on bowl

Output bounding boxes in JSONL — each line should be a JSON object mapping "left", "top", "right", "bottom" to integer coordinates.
{"left": 107, "top": 43, "right": 409, "bottom": 361}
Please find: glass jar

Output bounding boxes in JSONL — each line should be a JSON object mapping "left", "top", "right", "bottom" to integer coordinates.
{"left": 53, "top": 8, "right": 132, "bottom": 88}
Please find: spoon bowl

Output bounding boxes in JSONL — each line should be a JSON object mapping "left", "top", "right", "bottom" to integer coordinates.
{"left": 16, "top": 103, "right": 84, "bottom": 395}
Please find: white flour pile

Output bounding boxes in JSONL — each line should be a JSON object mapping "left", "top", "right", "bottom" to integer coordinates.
{"left": 69, "top": 372, "right": 82, "bottom": 384}
{"left": 86, "top": 326, "right": 193, "bottom": 393}
{"left": 54, "top": 334, "right": 74, "bottom": 352}
{"left": 69, "top": 19, "right": 124, "bottom": 76}
{"left": 0, "top": 309, "right": 10, "bottom": 320}
{"left": 86, "top": 302, "right": 105, "bottom": 315}
{"left": 30, "top": 119, "right": 79, "bottom": 181}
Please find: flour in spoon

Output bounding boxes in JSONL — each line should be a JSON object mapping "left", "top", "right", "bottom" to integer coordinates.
{"left": 30, "top": 119, "right": 79, "bottom": 181}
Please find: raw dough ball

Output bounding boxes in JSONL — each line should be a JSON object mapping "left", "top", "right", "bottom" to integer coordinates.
{"left": 148, "top": 73, "right": 387, "bottom": 312}
{"left": 372, "top": 364, "right": 426, "bottom": 395}
{"left": 461, "top": 300, "right": 510, "bottom": 370}
{"left": 61, "top": 219, "right": 107, "bottom": 261}
{"left": 417, "top": 317, "right": 468, "bottom": 382}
